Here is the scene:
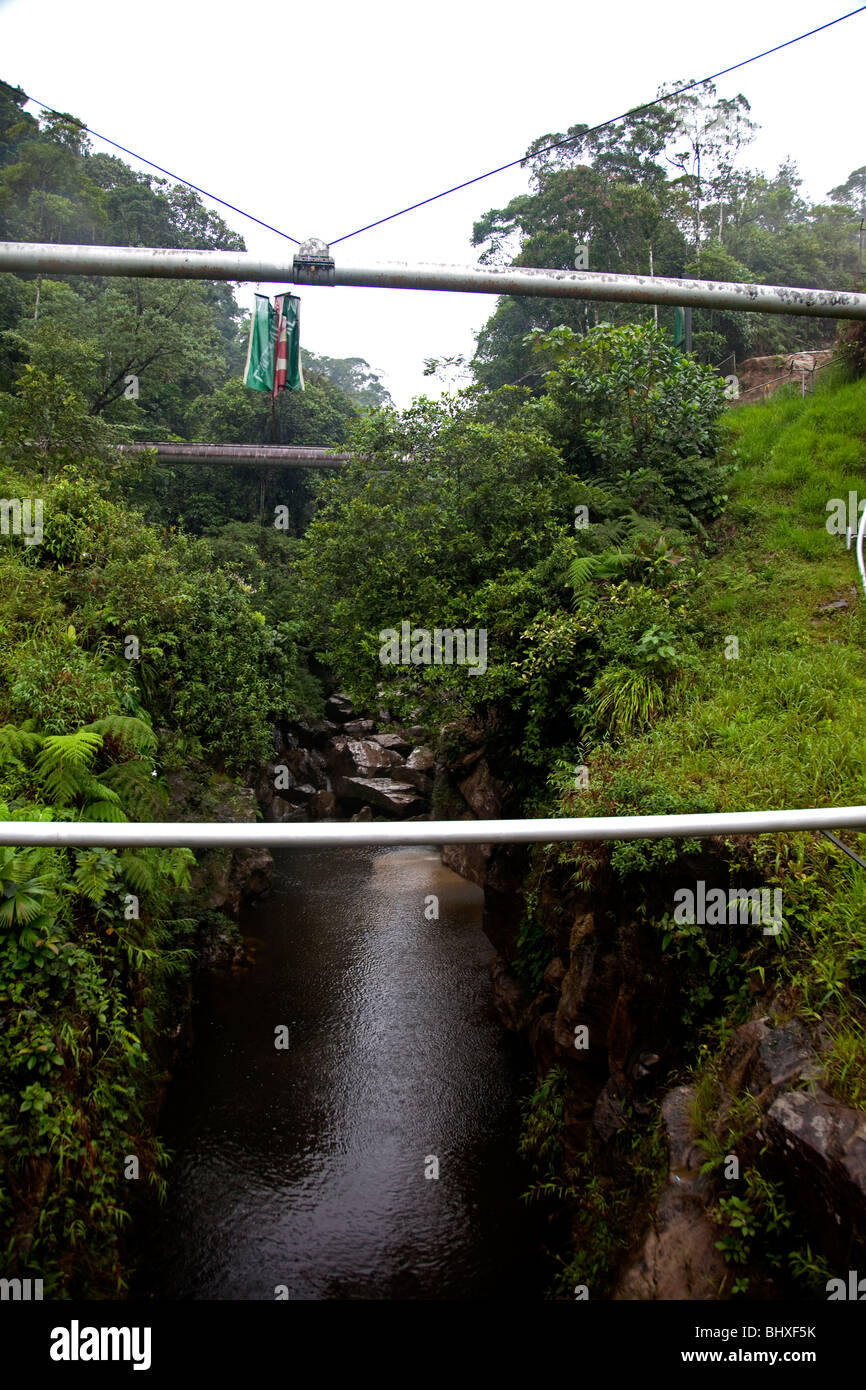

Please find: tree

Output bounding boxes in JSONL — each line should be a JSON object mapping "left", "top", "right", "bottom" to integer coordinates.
{"left": 301, "top": 351, "right": 393, "bottom": 409}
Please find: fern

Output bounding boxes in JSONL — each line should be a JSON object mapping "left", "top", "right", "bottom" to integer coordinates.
{"left": 85, "top": 716, "right": 158, "bottom": 758}
{"left": 72, "top": 849, "right": 119, "bottom": 904}
{"left": 567, "top": 547, "right": 626, "bottom": 597}
{"left": 0, "top": 846, "right": 55, "bottom": 928}
{"left": 567, "top": 554, "right": 602, "bottom": 591}
{"left": 0, "top": 722, "right": 42, "bottom": 764}
{"left": 118, "top": 850, "right": 161, "bottom": 897}
{"left": 80, "top": 799, "right": 128, "bottom": 824}
{"left": 99, "top": 760, "right": 166, "bottom": 818}
{"left": 35, "top": 730, "right": 102, "bottom": 804}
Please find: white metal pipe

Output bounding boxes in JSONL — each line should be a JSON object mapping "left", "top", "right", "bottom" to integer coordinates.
{"left": 118, "top": 444, "right": 349, "bottom": 467}
{"left": 857, "top": 487, "right": 866, "bottom": 599}
{"left": 1, "top": 241, "right": 865, "bottom": 319}
{"left": 2, "top": 806, "right": 865, "bottom": 849}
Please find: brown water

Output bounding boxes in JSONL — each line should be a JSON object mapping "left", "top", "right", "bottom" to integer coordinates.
{"left": 140, "top": 845, "right": 543, "bottom": 1300}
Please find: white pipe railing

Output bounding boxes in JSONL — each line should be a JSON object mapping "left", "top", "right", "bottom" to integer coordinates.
{"left": 1, "top": 806, "right": 865, "bottom": 849}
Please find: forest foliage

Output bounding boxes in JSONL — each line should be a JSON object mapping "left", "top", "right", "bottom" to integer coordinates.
{"left": 0, "top": 72, "right": 865, "bottom": 1296}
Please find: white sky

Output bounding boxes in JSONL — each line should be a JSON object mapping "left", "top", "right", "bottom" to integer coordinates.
{"left": 1, "top": 0, "right": 863, "bottom": 407}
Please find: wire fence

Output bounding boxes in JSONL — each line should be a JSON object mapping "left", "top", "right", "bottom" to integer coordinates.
{"left": 729, "top": 352, "right": 837, "bottom": 404}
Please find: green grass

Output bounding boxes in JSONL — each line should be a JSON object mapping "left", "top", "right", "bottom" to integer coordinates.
{"left": 547, "top": 371, "right": 866, "bottom": 1108}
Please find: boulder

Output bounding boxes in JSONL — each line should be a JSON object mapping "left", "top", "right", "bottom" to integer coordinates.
{"left": 310, "top": 789, "right": 336, "bottom": 820}
{"left": 333, "top": 775, "right": 425, "bottom": 815}
{"left": 406, "top": 745, "right": 435, "bottom": 772}
{"left": 458, "top": 758, "right": 504, "bottom": 818}
{"left": 287, "top": 783, "right": 317, "bottom": 804}
{"left": 490, "top": 952, "right": 526, "bottom": 1030}
{"left": 393, "top": 765, "right": 434, "bottom": 793}
{"left": 324, "top": 693, "right": 355, "bottom": 723}
{"left": 343, "top": 719, "right": 376, "bottom": 736}
{"left": 441, "top": 840, "right": 493, "bottom": 886}
{"left": 327, "top": 736, "right": 403, "bottom": 780}
{"left": 756, "top": 1088, "right": 866, "bottom": 1265}
{"left": 614, "top": 1085, "right": 726, "bottom": 1300}
{"left": 371, "top": 732, "right": 412, "bottom": 754}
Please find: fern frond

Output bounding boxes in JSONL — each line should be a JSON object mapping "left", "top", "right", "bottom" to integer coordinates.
{"left": 566, "top": 555, "right": 600, "bottom": 592}
{"left": 0, "top": 724, "right": 43, "bottom": 765}
{"left": 85, "top": 716, "right": 158, "bottom": 758}
{"left": 99, "top": 760, "right": 167, "bottom": 818}
{"left": 79, "top": 800, "right": 128, "bottom": 823}
{"left": 36, "top": 731, "right": 102, "bottom": 804}
{"left": 118, "top": 850, "right": 161, "bottom": 897}
{"left": 72, "top": 848, "right": 119, "bottom": 903}
{"left": 78, "top": 776, "right": 122, "bottom": 807}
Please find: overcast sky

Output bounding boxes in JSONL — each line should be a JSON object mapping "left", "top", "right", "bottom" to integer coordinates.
{"left": 1, "top": 0, "right": 863, "bottom": 407}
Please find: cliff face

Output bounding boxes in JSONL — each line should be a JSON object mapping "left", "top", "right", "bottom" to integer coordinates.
{"left": 433, "top": 722, "right": 866, "bottom": 1300}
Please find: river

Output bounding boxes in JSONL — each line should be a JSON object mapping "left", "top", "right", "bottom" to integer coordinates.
{"left": 139, "top": 844, "right": 544, "bottom": 1300}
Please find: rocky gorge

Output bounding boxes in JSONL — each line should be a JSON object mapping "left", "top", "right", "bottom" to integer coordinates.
{"left": 171, "top": 695, "right": 866, "bottom": 1300}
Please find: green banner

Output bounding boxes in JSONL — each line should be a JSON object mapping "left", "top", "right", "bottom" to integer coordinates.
{"left": 243, "top": 294, "right": 276, "bottom": 392}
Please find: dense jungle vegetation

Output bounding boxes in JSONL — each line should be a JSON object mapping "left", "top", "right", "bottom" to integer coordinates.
{"left": 0, "top": 73, "right": 865, "bottom": 1297}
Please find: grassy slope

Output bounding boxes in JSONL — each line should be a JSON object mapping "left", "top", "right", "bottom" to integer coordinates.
{"left": 523, "top": 371, "right": 866, "bottom": 1298}
{"left": 565, "top": 368, "right": 866, "bottom": 1102}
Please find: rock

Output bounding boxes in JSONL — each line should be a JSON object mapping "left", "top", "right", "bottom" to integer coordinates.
{"left": 371, "top": 732, "right": 412, "bottom": 753}
{"left": 614, "top": 1085, "right": 726, "bottom": 1300}
{"left": 594, "top": 1080, "right": 627, "bottom": 1142}
{"left": 818, "top": 599, "right": 849, "bottom": 613}
{"left": 458, "top": 758, "right": 504, "bottom": 818}
{"left": 742, "top": 1020, "right": 822, "bottom": 1098}
{"left": 614, "top": 1185, "right": 727, "bottom": 1300}
{"left": 327, "top": 736, "right": 403, "bottom": 780}
{"left": 333, "top": 775, "right": 425, "bottom": 815}
{"left": 756, "top": 1089, "right": 866, "bottom": 1264}
{"left": 343, "top": 719, "right": 376, "bottom": 735}
{"left": 441, "top": 840, "right": 493, "bottom": 885}
{"left": 408, "top": 725, "right": 426, "bottom": 741}
{"left": 393, "top": 765, "right": 434, "bottom": 793}
{"left": 350, "top": 805, "right": 373, "bottom": 821}
{"left": 633, "top": 1051, "right": 660, "bottom": 1080}
{"left": 324, "top": 693, "right": 355, "bottom": 722}
{"left": 543, "top": 957, "right": 567, "bottom": 990}
{"left": 406, "top": 745, "right": 435, "bottom": 772}
{"left": 490, "top": 953, "right": 526, "bottom": 1029}
{"left": 292, "top": 716, "right": 340, "bottom": 746}
{"left": 310, "top": 789, "right": 336, "bottom": 819}
{"left": 662, "top": 1085, "right": 710, "bottom": 1184}
{"left": 271, "top": 802, "right": 309, "bottom": 823}
{"left": 231, "top": 847, "right": 273, "bottom": 901}
{"left": 287, "top": 782, "right": 317, "bottom": 804}
{"left": 552, "top": 912, "right": 603, "bottom": 1056}
{"left": 452, "top": 747, "right": 484, "bottom": 774}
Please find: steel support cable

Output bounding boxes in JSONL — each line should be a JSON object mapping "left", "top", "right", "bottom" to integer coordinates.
{"left": 24, "top": 10, "right": 865, "bottom": 255}
{"left": 22, "top": 95, "right": 302, "bottom": 245}
{"left": 821, "top": 830, "right": 866, "bottom": 871}
{"left": 328, "top": 7, "right": 866, "bottom": 246}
